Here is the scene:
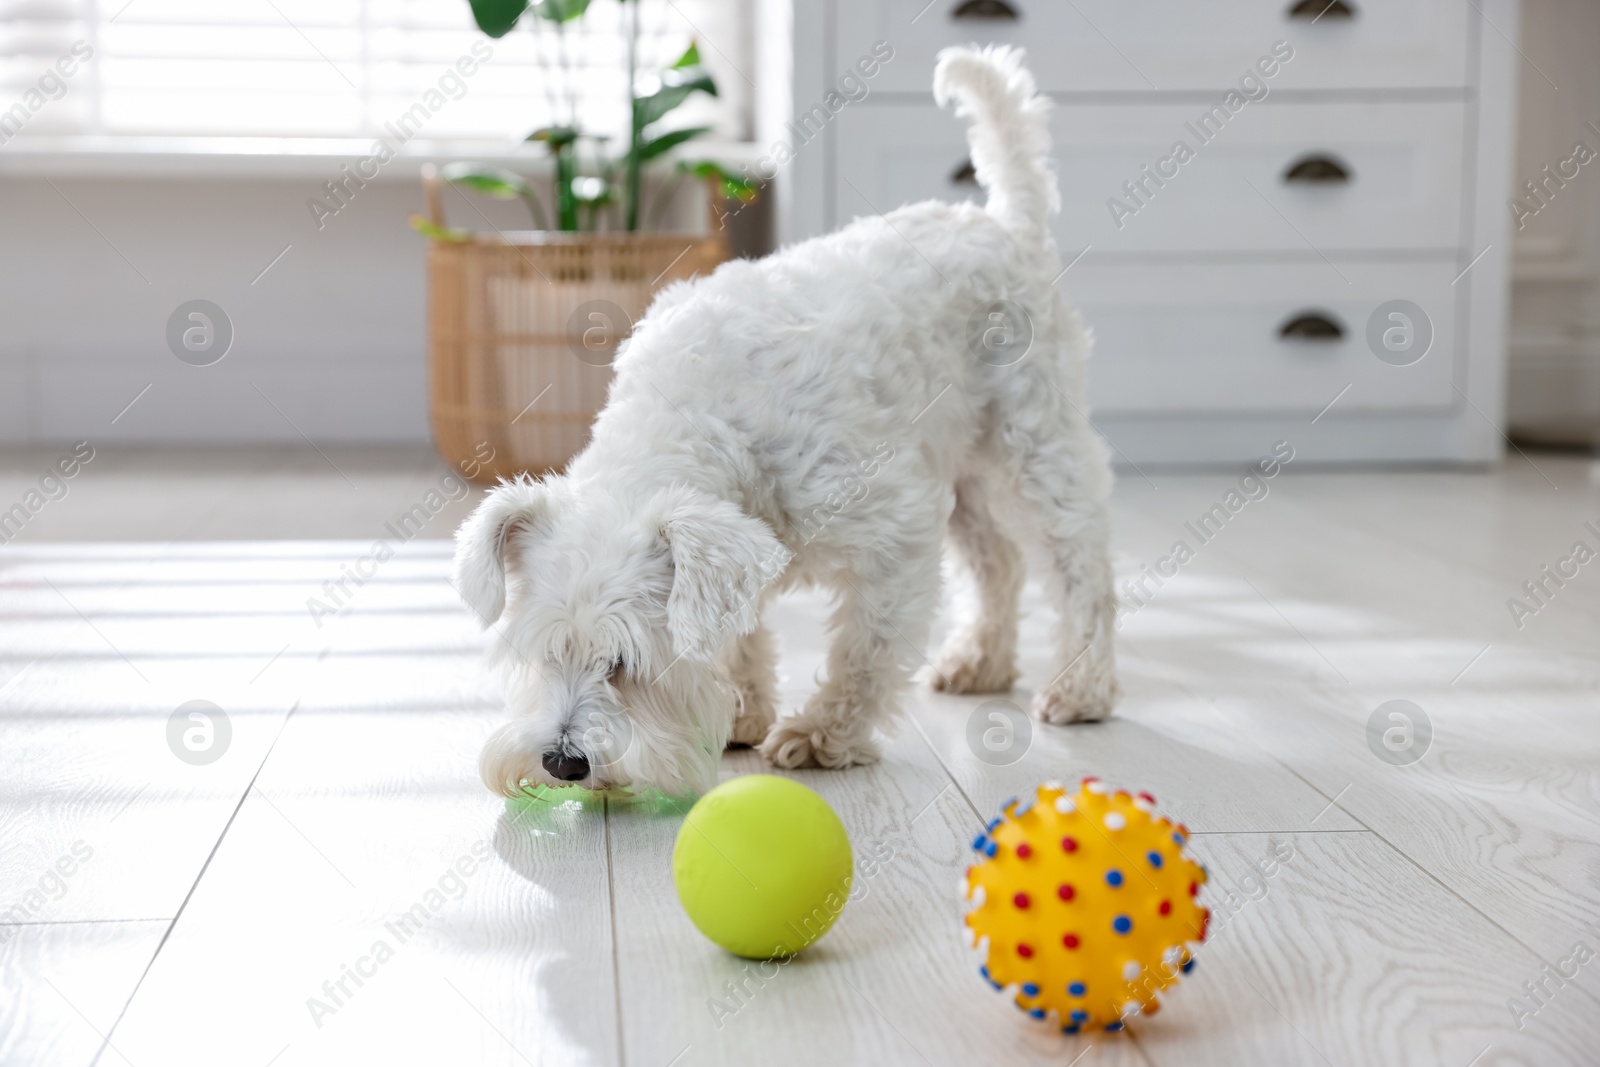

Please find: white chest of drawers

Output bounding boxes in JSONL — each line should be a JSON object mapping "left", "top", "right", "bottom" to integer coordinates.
{"left": 769, "top": 0, "right": 1521, "bottom": 465}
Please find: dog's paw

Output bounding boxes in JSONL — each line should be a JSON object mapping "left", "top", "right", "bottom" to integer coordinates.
{"left": 726, "top": 683, "right": 777, "bottom": 749}
{"left": 728, "top": 702, "right": 774, "bottom": 749}
{"left": 760, "top": 717, "right": 881, "bottom": 769}
{"left": 1032, "top": 675, "right": 1121, "bottom": 724}
{"left": 927, "top": 635, "right": 1019, "bottom": 695}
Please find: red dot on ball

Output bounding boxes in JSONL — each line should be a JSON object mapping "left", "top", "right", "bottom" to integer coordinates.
{"left": 1062, "top": 933, "right": 1081, "bottom": 950}
{"left": 1018, "top": 943, "right": 1034, "bottom": 958}
{"left": 1061, "top": 836, "right": 1079, "bottom": 853}
{"left": 1159, "top": 899, "right": 1172, "bottom": 916}
{"left": 1016, "top": 843, "right": 1033, "bottom": 859}
{"left": 1057, "top": 883, "right": 1075, "bottom": 901}
{"left": 1013, "top": 892, "right": 1031, "bottom": 909}
{"left": 1138, "top": 791, "right": 1156, "bottom": 805}
{"left": 1188, "top": 881, "right": 1199, "bottom": 897}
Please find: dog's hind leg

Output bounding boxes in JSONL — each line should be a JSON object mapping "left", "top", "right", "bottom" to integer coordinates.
{"left": 722, "top": 621, "right": 778, "bottom": 748}
{"left": 1001, "top": 397, "right": 1121, "bottom": 723}
{"left": 929, "top": 474, "right": 1023, "bottom": 693}
{"left": 762, "top": 538, "right": 944, "bottom": 769}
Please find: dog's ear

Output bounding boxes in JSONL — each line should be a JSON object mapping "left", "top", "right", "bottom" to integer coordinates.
{"left": 656, "top": 488, "right": 792, "bottom": 659}
{"left": 452, "top": 479, "right": 548, "bottom": 626}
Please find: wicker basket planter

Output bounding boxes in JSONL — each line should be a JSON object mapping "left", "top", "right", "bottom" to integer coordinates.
{"left": 424, "top": 175, "right": 727, "bottom": 483}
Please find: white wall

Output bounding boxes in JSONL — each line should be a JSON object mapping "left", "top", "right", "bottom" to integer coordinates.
{"left": 0, "top": 167, "right": 481, "bottom": 443}
{"left": 1506, "top": 0, "right": 1600, "bottom": 444}
{"left": 0, "top": 152, "right": 750, "bottom": 444}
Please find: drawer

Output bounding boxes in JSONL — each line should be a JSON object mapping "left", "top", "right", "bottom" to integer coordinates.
{"left": 836, "top": 0, "right": 1471, "bottom": 92}
{"left": 1070, "top": 261, "right": 1459, "bottom": 415}
{"left": 834, "top": 101, "right": 1464, "bottom": 252}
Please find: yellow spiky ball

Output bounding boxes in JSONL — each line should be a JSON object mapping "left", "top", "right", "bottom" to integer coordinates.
{"left": 962, "top": 778, "right": 1210, "bottom": 1034}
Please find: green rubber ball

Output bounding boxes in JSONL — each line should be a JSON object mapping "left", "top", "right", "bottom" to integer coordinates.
{"left": 672, "top": 775, "right": 854, "bottom": 959}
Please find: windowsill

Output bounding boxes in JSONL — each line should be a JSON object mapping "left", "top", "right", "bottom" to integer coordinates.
{"left": 0, "top": 136, "right": 764, "bottom": 180}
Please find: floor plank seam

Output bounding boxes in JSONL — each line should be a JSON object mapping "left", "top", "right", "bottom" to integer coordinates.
{"left": 903, "top": 708, "right": 985, "bottom": 832}
{"left": 604, "top": 796, "right": 626, "bottom": 1067}
{"left": 85, "top": 699, "right": 303, "bottom": 1067}
{"left": 1188, "top": 829, "right": 1374, "bottom": 836}
{"left": 0, "top": 918, "right": 173, "bottom": 928}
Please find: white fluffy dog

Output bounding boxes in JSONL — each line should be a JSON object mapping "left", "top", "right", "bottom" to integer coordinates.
{"left": 454, "top": 45, "right": 1118, "bottom": 797}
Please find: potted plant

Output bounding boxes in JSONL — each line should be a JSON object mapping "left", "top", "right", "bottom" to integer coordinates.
{"left": 418, "top": 0, "right": 755, "bottom": 481}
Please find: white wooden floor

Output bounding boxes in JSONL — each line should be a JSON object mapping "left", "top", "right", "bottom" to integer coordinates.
{"left": 3, "top": 446, "right": 1599, "bottom": 1067}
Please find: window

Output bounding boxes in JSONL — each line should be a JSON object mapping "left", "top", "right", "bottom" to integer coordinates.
{"left": 0, "top": 0, "right": 747, "bottom": 145}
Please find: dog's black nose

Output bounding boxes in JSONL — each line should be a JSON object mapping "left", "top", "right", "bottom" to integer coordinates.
{"left": 542, "top": 751, "right": 590, "bottom": 782}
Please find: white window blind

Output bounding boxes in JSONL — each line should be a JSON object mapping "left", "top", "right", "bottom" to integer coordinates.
{"left": 0, "top": 0, "right": 745, "bottom": 144}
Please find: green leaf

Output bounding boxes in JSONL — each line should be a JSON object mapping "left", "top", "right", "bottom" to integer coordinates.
{"left": 534, "top": 0, "right": 590, "bottom": 21}
{"left": 670, "top": 41, "right": 701, "bottom": 69}
{"left": 468, "top": 0, "right": 527, "bottom": 38}
{"left": 441, "top": 162, "right": 549, "bottom": 228}
{"left": 636, "top": 125, "right": 711, "bottom": 162}
{"left": 440, "top": 162, "right": 530, "bottom": 200}
{"left": 679, "top": 160, "right": 759, "bottom": 203}
{"left": 634, "top": 68, "right": 717, "bottom": 132}
{"left": 409, "top": 214, "right": 471, "bottom": 242}
{"left": 527, "top": 125, "right": 580, "bottom": 148}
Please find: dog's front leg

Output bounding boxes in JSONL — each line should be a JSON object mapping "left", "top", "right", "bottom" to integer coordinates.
{"left": 720, "top": 621, "right": 778, "bottom": 748}
{"left": 761, "top": 546, "right": 942, "bottom": 769}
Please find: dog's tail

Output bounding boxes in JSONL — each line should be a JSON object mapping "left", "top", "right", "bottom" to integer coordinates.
{"left": 932, "top": 45, "right": 1057, "bottom": 239}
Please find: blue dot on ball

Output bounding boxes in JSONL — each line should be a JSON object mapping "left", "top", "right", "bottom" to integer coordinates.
{"left": 1062, "top": 1024, "right": 1081, "bottom": 1035}
{"left": 1113, "top": 914, "right": 1133, "bottom": 934}
{"left": 1147, "top": 850, "right": 1163, "bottom": 868}
{"left": 1172, "top": 831, "right": 1186, "bottom": 845}
{"left": 1182, "top": 958, "right": 1196, "bottom": 974}
{"left": 1068, "top": 982, "right": 1086, "bottom": 996}
{"left": 1071, "top": 1009, "right": 1089, "bottom": 1023}
{"left": 1022, "top": 982, "right": 1040, "bottom": 997}
{"left": 1105, "top": 869, "right": 1124, "bottom": 888}
{"left": 1105, "top": 1021, "right": 1125, "bottom": 1032}
{"left": 1029, "top": 1008, "right": 1046, "bottom": 1019}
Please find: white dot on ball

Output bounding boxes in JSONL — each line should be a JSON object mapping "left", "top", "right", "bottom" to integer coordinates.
{"left": 1055, "top": 797, "right": 1077, "bottom": 814}
{"left": 1163, "top": 945, "right": 1184, "bottom": 967}
{"left": 1122, "top": 961, "right": 1142, "bottom": 981}
{"left": 1104, "top": 812, "right": 1127, "bottom": 830}
{"left": 1133, "top": 797, "right": 1154, "bottom": 811}
{"left": 1121, "top": 1000, "right": 1142, "bottom": 1018}
{"left": 971, "top": 885, "right": 987, "bottom": 907}
{"left": 1086, "top": 781, "right": 1108, "bottom": 795}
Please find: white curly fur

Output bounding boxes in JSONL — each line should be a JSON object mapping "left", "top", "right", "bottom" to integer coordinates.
{"left": 454, "top": 45, "right": 1119, "bottom": 797}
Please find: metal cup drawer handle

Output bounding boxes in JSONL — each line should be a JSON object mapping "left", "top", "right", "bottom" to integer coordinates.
{"left": 1283, "top": 154, "right": 1352, "bottom": 184}
{"left": 1279, "top": 312, "right": 1345, "bottom": 342}
{"left": 951, "top": 0, "right": 1020, "bottom": 21}
{"left": 1287, "top": 0, "right": 1355, "bottom": 19}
